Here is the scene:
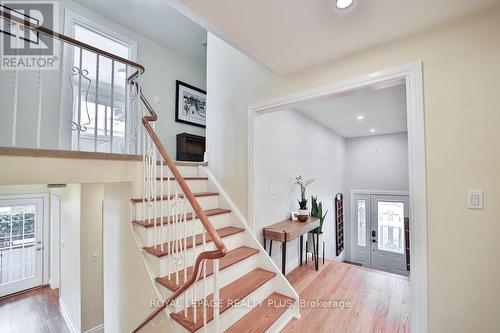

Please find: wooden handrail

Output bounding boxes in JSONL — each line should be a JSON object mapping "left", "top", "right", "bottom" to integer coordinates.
{"left": 130, "top": 82, "right": 227, "bottom": 332}
{"left": 0, "top": 9, "right": 145, "bottom": 73}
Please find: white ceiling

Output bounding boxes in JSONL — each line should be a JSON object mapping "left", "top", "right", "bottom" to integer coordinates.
{"left": 178, "top": 0, "right": 500, "bottom": 74}
{"left": 297, "top": 83, "right": 407, "bottom": 138}
{"left": 73, "top": 0, "right": 207, "bottom": 66}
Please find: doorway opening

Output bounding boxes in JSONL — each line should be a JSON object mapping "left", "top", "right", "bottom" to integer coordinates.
{"left": 248, "top": 63, "right": 427, "bottom": 332}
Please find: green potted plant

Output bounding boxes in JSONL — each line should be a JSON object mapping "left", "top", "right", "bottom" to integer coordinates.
{"left": 294, "top": 175, "right": 314, "bottom": 222}
{"left": 308, "top": 196, "right": 328, "bottom": 254}
{"left": 310, "top": 196, "right": 328, "bottom": 233}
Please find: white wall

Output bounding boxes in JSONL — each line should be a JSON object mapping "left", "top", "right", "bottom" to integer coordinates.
{"left": 57, "top": 184, "right": 82, "bottom": 331}
{"left": 344, "top": 132, "right": 409, "bottom": 260}
{"left": 103, "top": 182, "right": 169, "bottom": 333}
{"left": 206, "top": 32, "right": 287, "bottom": 217}
{"left": 254, "top": 109, "right": 346, "bottom": 273}
{"left": 0, "top": 0, "right": 206, "bottom": 157}
{"left": 346, "top": 132, "right": 409, "bottom": 192}
{"left": 80, "top": 184, "right": 104, "bottom": 332}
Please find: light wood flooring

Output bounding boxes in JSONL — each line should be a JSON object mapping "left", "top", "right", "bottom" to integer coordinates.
{"left": 284, "top": 259, "right": 410, "bottom": 333}
{"left": 0, "top": 286, "right": 69, "bottom": 333}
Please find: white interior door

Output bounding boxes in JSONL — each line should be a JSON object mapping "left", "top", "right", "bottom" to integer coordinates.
{"left": 370, "top": 195, "right": 409, "bottom": 276}
{"left": 0, "top": 197, "right": 44, "bottom": 297}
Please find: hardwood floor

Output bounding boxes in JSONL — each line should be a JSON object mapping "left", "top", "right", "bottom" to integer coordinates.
{"left": 0, "top": 286, "right": 70, "bottom": 333}
{"left": 284, "top": 260, "right": 410, "bottom": 333}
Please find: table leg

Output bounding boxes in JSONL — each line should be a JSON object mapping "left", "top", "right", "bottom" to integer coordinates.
{"left": 299, "top": 235, "right": 303, "bottom": 266}
{"left": 305, "top": 240, "right": 308, "bottom": 265}
{"left": 315, "top": 232, "right": 320, "bottom": 271}
{"left": 263, "top": 237, "right": 266, "bottom": 251}
{"left": 282, "top": 241, "right": 286, "bottom": 275}
{"left": 311, "top": 232, "right": 317, "bottom": 269}
{"left": 269, "top": 240, "right": 273, "bottom": 256}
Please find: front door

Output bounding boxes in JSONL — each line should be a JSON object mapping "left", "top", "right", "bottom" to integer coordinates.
{"left": 370, "top": 195, "right": 409, "bottom": 276}
{"left": 0, "top": 197, "right": 44, "bottom": 297}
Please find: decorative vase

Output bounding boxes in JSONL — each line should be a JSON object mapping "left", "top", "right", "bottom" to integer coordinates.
{"left": 297, "top": 209, "right": 309, "bottom": 222}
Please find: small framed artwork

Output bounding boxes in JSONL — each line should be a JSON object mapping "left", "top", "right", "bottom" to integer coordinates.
{"left": 290, "top": 211, "right": 299, "bottom": 221}
{"left": 175, "top": 80, "right": 206, "bottom": 128}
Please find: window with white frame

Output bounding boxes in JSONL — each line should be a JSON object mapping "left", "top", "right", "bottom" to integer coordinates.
{"left": 65, "top": 11, "right": 137, "bottom": 153}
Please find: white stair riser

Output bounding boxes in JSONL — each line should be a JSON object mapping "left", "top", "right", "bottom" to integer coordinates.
{"left": 158, "top": 254, "right": 261, "bottom": 300}
{"left": 133, "top": 195, "right": 219, "bottom": 220}
{"left": 156, "top": 165, "right": 199, "bottom": 177}
{"left": 155, "top": 179, "right": 208, "bottom": 194}
{"left": 145, "top": 232, "right": 245, "bottom": 278}
{"left": 133, "top": 213, "right": 232, "bottom": 247}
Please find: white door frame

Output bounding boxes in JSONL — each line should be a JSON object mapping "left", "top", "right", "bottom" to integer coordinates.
{"left": 0, "top": 194, "right": 50, "bottom": 295}
{"left": 247, "top": 62, "right": 427, "bottom": 333}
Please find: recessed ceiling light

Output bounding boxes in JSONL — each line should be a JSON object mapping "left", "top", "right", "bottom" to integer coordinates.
{"left": 356, "top": 115, "right": 364, "bottom": 120}
{"left": 370, "top": 128, "right": 376, "bottom": 133}
{"left": 335, "top": 0, "right": 353, "bottom": 9}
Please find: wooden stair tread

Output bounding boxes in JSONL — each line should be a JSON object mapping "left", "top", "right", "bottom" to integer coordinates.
{"left": 143, "top": 226, "right": 244, "bottom": 257}
{"left": 170, "top": 268, "right": 276, "bottom": 333}
{"left": 156, "top": 246, "right": 259, "bottom": 291}
{"left": 156, "top": 176, "right": 208, "bottom": 181}
{"left": 132, "top": 208, "right": 231, "bottom": 228}
{"left": 130, "top": 192, "right": 218, "bottom": 203}
{"left": 224, "top": 292, "right": 295, "bottom": 333}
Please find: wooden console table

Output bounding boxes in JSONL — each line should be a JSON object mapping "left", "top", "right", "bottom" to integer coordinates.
{"left": 263, "top": 216, "right": 320, "bottom": 275}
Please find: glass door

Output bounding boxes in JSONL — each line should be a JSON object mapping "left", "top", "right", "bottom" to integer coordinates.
{"left": 369, "top": 195, "right": 409, "bottom": 276}
{"left": 0, "top": 197, "right": 44, "bottom": 297}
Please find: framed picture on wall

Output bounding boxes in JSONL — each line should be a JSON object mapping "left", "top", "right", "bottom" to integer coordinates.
{"left": 175, "top": 80, "right": 206, "bottom": 128}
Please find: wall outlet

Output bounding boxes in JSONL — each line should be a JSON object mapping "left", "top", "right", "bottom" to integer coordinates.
{"left": 91, "top": 252, "right": 98, "bottom": 263}
{"left": 269, "top": 183, "right": 277, "bottom": 195}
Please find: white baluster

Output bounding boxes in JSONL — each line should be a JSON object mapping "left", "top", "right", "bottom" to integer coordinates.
{"left": 203, "top": 259, "right": 207, "bottom": 333}
{"left": 36, "top": 68, "right": 43, "bottom": 149}
{"left": 110, "top": 60, "right": 115, "bottom": 153}
{"left": 76, "top": 47, "right": 83, "bottom": 150}
{"left": 11, "top": 23, "right": 20, "bottom": 147}
{"left": 124, "top": 65, "right": 129, "bottom": 154}
{"left": 57, "top": 42, "right": 65, "bottom": 149}
{"left": 167, "top": 174, "right": 172, "bottom": 278}
{"left": 94, "top": 54, "right": 99, "bottom": 152}
{"left": 160, "top": 157, "right": 164, "bottom": 253}
{"left": 213, "top": 259, "right": 220, "bottom": 332}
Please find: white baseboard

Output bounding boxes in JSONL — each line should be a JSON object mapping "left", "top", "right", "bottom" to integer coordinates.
{"left": 84, "top": 324, "right": 104, "bottom": 333}
{"left": 59, "top": 297, "right": 79, "bottom": 333}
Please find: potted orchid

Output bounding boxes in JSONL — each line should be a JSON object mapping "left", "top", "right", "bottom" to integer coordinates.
{"left": 294, "top": 175, "right": 314, "bottom": 222}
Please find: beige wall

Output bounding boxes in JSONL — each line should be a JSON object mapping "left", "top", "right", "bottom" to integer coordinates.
{"left": 207, "top": 6, "right": 500, "bottom": 332}
{"left": 80, "top": 184, "right": 104, "bottom": 332}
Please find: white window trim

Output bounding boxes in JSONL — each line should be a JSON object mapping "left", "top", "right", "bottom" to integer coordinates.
{"left": 63, "top": 9, "right": 137, "bottom": 62}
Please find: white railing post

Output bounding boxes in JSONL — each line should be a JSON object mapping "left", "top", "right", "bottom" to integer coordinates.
{"left": 213, "top": 259, "right": 220, "bottom": 332}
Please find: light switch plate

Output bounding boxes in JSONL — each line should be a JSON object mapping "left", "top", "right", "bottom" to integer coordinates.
{"left": 269, "top": 184, "right": 277, "bottom": 195}
{"left": 467, "top": 190, "right": 484, "bottom": 209}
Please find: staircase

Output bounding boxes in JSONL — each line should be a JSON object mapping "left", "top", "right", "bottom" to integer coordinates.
{"left": 131, "top": 162, "right": 299, "bottom": 332}
{"left": 0, "top": 9, "right": 300, "bottom": 332}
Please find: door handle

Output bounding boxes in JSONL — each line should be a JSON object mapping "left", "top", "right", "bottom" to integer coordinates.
{"left": 372, "top": 239, "right": 377, "bottom": 243}
{"left": 36, "top": 247, "right": 42, "bottom": 251}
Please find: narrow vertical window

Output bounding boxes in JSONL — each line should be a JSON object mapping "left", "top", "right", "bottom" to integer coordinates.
{"left": 357, "top": 199, "right": 366, "bottom": 247}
